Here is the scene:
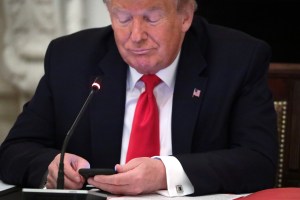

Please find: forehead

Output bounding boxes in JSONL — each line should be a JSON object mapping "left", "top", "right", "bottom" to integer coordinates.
{"left": 108, "top": 0, "right": 177, "bottom": 13}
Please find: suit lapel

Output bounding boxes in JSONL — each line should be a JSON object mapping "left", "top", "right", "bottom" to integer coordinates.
{"left": 89, "top": 44, "right": 128, "bottom": 167}
{"left": 172, "top": 25, "right": 208, "bottom": 155}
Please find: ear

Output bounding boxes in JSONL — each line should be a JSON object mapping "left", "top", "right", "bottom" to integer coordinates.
{"left": 180, "top": 3, "right": 195, "bottom": 32}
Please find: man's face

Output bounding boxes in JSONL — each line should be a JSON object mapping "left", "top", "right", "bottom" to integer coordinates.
{"left": 107, "top": 0, "right": 193, "bottom": 74}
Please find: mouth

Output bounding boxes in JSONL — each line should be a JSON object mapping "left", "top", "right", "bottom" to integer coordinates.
{"left": 129, "top": 48, "right": 152, "bottom": 55}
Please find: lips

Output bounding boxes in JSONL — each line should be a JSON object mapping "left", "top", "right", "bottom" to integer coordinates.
{"left": 129, "top": 48, "right": 152, "bottom": 55}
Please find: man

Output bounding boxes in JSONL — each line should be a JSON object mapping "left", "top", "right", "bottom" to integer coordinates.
{"left": 0, "top": 0, "right": 278, "bottom": 197}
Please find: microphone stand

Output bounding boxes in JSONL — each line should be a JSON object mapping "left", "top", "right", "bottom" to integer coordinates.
{"left": 22, "top": 76, "right": 107, "bottom": 200}
{"left": 57, "top": 83, "right": 100, "bottom": 189}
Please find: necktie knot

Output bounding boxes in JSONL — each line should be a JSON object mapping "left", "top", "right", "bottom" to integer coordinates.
{"left": 141, "top": 74, "right": 161, "bottom": 92}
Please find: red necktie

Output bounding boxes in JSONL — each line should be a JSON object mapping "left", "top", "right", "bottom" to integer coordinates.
{"left": 126, "top": 75, "right": 161, "bottom": 163}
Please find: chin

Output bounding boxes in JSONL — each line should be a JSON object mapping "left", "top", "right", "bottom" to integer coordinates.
{"left": 133, "top": 65, "right": 159, "bottom": 75}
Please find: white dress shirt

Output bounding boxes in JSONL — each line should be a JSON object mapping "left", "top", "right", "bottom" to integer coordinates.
{"left": 120, "top": 53, "right": 194, "bottom": 196}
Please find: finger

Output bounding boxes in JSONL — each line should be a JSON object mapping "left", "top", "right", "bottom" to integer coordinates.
{"left": 74, "top": 158, "right": 90, "bottom": 170}
{"left": 62, "top": 165, "right": 86, "bottom": 190}
{"left": 64, "top": 165, "right": 82, "bottom": 183}
{"left": 45, "top": 181, "right": 54, "bottom": 189}
{"left": 88, "top": 177, "right": 139, "bottom": 195}
{"left": 116, "top": 157, "right": 146, "bottom": 173}
{"left": 89, "top": 180, "right": 140, "bottom": 195}
{"left": 47, "top": 169, "right": 57, "bottom": 186}
{"left": 46, "top": 175, "right": 84, "bottom": 189}
{"left": 46, "top": 157, "right": 60, "bottom": 189}
{"left": 63, "top": 175, "right": 85, "bottom": 189}
{"left": 73, "top": 159, "right": 90, "bottom": 181}
{"left": 114, "top": 164, "right": 124, "bottom": 173}
{"left": 46, "top": 167, "right": 80, "bottom": 189}
{"left": 64, "top": 155, "right": 89, "bottom": 183}
{"left": 46, "top": 174, "right": 57, "bottom": 189}
{"left": 90, "top": 162, "right": 139, "bottom": 188}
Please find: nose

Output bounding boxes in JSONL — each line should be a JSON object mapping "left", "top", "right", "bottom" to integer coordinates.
{"left": 130, "top": 19, "right": 147, "bottom": 43}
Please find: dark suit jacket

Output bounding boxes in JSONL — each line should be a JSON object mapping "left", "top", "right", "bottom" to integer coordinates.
{"left": 0, "top": 16, "right": 278, "bottom": 196}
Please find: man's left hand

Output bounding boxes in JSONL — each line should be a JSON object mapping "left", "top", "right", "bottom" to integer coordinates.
{"left": 87, "top": 157, "right": 167, "bottom": 195}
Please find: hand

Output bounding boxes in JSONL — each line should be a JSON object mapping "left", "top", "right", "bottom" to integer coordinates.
{"left": 46, "top": 153, "right": 90, "bottom": 189}
{"left": 87, "top": 157, "right": 167, "bottom": 195}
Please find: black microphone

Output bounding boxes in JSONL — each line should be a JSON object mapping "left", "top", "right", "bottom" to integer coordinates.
{"left": 57, "top": 76, "right": 102, "bottom": 189}
{"left": 22, "top": 76, "right": 107, "bottom": 200}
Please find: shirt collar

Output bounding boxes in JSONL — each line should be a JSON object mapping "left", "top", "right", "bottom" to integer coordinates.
{"left": 127, "top": 52, "right": 180, "bottom": 90}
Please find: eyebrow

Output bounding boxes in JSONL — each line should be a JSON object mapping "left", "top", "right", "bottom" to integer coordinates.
{"left": 146, "top": 6, "right": 163, "bottom": 12}
{"left": 111, "top": 6, "right": 163, "bottom": 15}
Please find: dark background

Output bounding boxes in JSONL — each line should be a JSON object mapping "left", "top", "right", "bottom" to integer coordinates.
{"left": 196, "top": 0, "right": 300, "bottom": 63}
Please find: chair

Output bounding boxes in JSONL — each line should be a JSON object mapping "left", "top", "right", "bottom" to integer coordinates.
{"left": 268, "top": 63, "right": 300, "bottom": 187}
{"left": 274, "top": 101, "right": 287, "bottom": 187}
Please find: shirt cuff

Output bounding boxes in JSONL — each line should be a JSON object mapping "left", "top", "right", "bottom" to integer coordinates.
{"left": 152, "top": 156, "right": 194, "bottom": 197}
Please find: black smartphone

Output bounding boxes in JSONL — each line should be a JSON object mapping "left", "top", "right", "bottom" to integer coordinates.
{"left": 78, "top": 168, "right": 116, "bottom": 179}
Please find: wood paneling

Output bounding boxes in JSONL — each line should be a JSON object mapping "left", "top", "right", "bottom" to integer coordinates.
{"left": 268, "top": 63, "right": 300, "bottom": 187}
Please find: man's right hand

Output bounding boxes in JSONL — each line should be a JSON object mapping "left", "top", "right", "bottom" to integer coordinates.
{"left": 46, "top": 153, "right": 90, "bottom": 189}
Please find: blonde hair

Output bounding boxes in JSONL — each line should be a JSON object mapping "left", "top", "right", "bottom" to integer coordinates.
{"left": 103, "top": 0, "right": 197, "bottom": 12}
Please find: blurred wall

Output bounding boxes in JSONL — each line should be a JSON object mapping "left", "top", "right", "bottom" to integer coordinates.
{"left": 0, "top": 0, "right": 110, "bottom": 143}
{"left": 0, "top": 1, "right": 19, "bottom": 143}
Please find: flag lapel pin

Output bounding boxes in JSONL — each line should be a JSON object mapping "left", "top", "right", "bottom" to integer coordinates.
{"left": 192, "top": 88, "right": 201, "bottom": 98}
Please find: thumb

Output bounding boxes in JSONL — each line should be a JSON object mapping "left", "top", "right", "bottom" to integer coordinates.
{"left": 115, "top": 164, "right": 127, "bottom": 173}
{"left": 75, "top": 158, "right": 90, "bottom": 171}
{"left": 65, "top": 153, "right": 90, "bottom": 171}
{"left": 63, "top": 153, "right": 90, "bottom": 183}
{"left": 115, "top": 163, "right": 136, "bottom": 173}
{"left": 115, "top": 158, "right": 143, "bottom": 173}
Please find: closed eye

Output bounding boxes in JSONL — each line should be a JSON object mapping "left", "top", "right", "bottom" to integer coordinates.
{"left": 118, "top": 14, "right": 132, "bottom": 24}
{"left": 144, "top": 11, "right": 163, "bottom": 24}
{"left": 111, "top": 9, "right": 132, "bottom": 25}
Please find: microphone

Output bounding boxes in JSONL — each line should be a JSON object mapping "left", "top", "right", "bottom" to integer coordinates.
{"left": 22, "top": 76, "right": 107, "bottom": 200}
{"left": 57, "top": 76, "right": 102, "bottom": 189}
